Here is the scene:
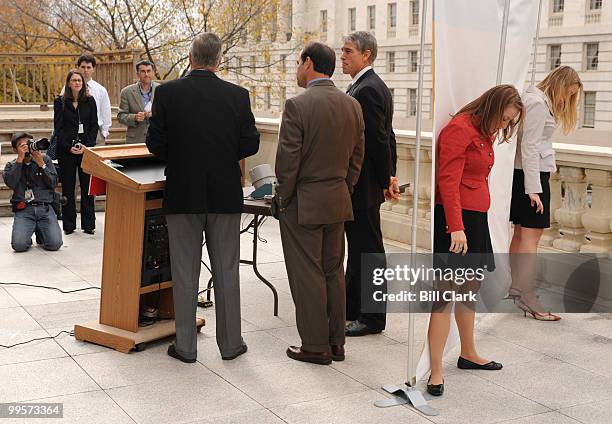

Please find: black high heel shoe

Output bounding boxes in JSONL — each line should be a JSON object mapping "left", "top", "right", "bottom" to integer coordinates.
{"left": 427, "top": 376, "right": 444, "bottom": 396}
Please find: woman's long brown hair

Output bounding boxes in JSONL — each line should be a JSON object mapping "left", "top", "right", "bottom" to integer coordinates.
{"left": 454, "top": 84, "right": 524, "bottom": 142}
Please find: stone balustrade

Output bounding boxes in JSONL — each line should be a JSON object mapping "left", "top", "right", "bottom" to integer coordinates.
{"left": 249, "top": 118, "right": 612, "bottom": 256}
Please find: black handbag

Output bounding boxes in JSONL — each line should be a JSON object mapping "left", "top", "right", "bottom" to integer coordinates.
{"left": 47, "top": 96, "right": 64, "bottom": 160}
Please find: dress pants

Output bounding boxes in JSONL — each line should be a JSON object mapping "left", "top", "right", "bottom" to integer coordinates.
{"left": 58, "top": 153, "right": 95, "bottom": 232}
{"left": 345, "top": 206, "right": 387, "bottom": 331}
{"left": 166, "top": 213, "right": 244, "bottom": 360}
{"left": 279, "top": 205, "right": 346, "bottom": 352}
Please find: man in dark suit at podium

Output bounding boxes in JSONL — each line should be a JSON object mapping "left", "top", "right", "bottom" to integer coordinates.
{"left": 146, "top": 33, "right": 260, "bottom": 363}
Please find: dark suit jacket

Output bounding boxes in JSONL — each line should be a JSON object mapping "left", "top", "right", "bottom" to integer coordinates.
{"left": 53, "top": 95, "right": 99, "bottom": 155}
{"left": 347, "top": 69, "right": 397, "bottom": 209}
{"left": 275, "top": 79, "right": 365, "bottom": 225}
{"left": 146, "top": 69, "right": 260, "bottom": 214}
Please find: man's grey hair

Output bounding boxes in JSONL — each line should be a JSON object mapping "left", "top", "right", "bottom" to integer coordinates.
{"left": 190, "top": 33, "right": 223, "bottom": 68}
{"left": 343, "top": 31, "right": 378, "bottom": 64}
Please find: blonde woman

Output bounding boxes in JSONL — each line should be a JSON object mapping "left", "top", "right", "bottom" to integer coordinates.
{"left": 509, "top": 66, "right": 583, "bottom": 321}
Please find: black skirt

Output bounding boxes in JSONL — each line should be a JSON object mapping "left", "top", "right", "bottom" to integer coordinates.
{"left": 510, "top": 169, "right": 551, "bottom": 229}
{"left": 433, "top": 204, "right": 495, "bottom": 272}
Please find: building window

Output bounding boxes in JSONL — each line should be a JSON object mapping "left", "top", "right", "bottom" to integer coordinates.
{"left": 286, "top": 1, "right": 293, "bottom": 41}
{"left": 548, "top": 44, "right": 561, "bottom": 70}
{"left": 410, "top": 51, "right": 418, "bottom": 72}
{"left": 552, "top": 0, "right": 564, "bottom": 13}
{"left": 348, "top": 8, "right": 356, "bottom": 32}
{"left": 367, "top": 5, "right": 376, "bottom": 31}
{"left": 583, "top": 92, "right": 596, "bottom": 128}
{"left": 320, "top": 10, "right": 328, "bottom": 38}
{"left": 589, "top": 0, "right": 602, "bottom": 10}
{"left": 410, "top": 1, "right": 419, "bottom": 26}
{"left": 250, "top": 87, "right": 257, "bottom": 109}
{"left": 250, "top": 56, "right": 257, "bottom": 73}
{"left": 409, "top": 88, "right": 417, "bottom": 116}
{"left": 280, "top": 87, "right": 286, "bottom": 110}
{"left": 386, "top": 52, "right": 396, "bottom": 73}
{"left": 270, "top": 7, "right": 278, "bottom": 42}
{"left": 388, "top": 3, "right": 397, "bottom": 36}
{"left": 389, "top": 88, "right": 395, "bottom": 105}
{"left": 280, "top": 54, "right": 287, "bottom": 73}
{"left": 265, "top": 86, "right": 271, "bottom": 110}
{"left": 585, "top": 43, "right": 599, "bottom": 70}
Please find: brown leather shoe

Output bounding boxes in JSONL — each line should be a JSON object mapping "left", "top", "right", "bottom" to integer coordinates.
{"left": 331, "top": 345, "right": 345, "bottom": 361}
{"left": 286, "top": 346, "right": 332, "bottom": 365}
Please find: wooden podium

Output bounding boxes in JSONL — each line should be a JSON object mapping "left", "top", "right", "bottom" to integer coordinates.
{"left": 74, "top": 144, "right": 204, "bottom": 353}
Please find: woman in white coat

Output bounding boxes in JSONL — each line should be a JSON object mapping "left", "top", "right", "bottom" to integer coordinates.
{"left": 508, "top": 66, "right": 582, "bottom": 321}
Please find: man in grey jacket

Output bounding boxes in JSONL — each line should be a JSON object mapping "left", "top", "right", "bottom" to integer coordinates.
{"left": 3, "top": 133, "right": 62, "bottom": 252}
{"left": 118, "top": 60, "right": 160, "bottom": 144}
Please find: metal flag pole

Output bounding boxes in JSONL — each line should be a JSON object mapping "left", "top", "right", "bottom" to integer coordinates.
{"left": 531, "top": 0, "right": 544, "bottom": 86}
{"left": 496, "top": 0, "right": 512, "bottom": 85}
{"left": 375, "top": 0, "right": 438, "bottom": 415}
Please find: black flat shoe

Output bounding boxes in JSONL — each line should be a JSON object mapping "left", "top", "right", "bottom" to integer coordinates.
{"left": 222, "top": 344, "right": 248, "bottom": 360}
{"left": 457, "top": 356, "right": 503, "bottom": 370}
{"left": 64, "top": 229, "right": 74, "bottom": 235}
{"left": 84, "top": 229, "right": 95, "bottom": 235}
{"left": 427, "top": 376, "right": 444, "bottom": 396}
{"left": 345, "top": 320, "right": 383, "bottom": 337}
{"left": 167, "top": 344, "right": 196, "bottom": 363}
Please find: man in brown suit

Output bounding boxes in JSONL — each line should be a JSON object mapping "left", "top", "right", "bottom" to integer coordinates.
{"left": 275, "top": 42, "right": 365, "bottom": 365}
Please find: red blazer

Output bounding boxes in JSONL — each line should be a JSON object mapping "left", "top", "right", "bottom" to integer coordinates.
{"left": 435, "top": 114, "right": 495, "bottom": 233}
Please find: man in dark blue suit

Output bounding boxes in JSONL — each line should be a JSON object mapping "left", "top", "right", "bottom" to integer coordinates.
{"left": 341, "top": 31, "right": 399, "bottom": 337}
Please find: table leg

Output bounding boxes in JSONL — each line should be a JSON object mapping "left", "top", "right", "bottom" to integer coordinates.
{"left": 202, "top": 214, "right": 279, "bottom": 316}
{"left": 240, "top": 214, "right": 279, "bottom": 316}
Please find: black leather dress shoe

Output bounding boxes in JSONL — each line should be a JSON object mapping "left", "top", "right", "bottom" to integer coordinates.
{"left": 457, "top": 356, "right": 503, "bottom": 370}
{"left": 345, "top": 320, "right": 382, "bottom": 337}
{"left": 167, "top": 344, "right": 196, "bottom": 363}
{"left": 331, "top": 345, "right": 345, "bottom": 361}
{"left": 427, "top": 376, "right": 444, "bottom": 396}
{"left": 84, "top": 229, "right": 95, "bottom": 235}
{"left": 222, "top": 344, "right": 248, "bottom": 360}
{"left": 286, "top": 346, "right": 332, "bottom": 365}
{"left": 64, "top": 229, "right": 74, "bottom": 235}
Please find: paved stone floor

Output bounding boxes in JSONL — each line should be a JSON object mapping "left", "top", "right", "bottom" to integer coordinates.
{"left": 0, "top": 213, "right": 611, "bottom": 424}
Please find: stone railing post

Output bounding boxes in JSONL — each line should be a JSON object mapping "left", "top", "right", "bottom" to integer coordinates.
{"left": 580, "top": 169, "right": 612, "bottom": 254}
{"left": 553, "top": 166, "right": 588, "bottom": 252}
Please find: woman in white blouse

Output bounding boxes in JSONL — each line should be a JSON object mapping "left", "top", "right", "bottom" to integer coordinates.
{"left": 508, "top": 66, "right": 582, "bottom": 321}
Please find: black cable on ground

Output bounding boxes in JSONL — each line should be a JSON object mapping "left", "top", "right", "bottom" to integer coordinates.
{"left": 0, "top": 282, "right": 100, "bottom": 293}
{"left": 0, "top": 330, "right": 74, "bottom": 349}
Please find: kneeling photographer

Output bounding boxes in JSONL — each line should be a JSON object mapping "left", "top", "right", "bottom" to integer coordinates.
{"left": 3, "top": 132, "right": 63, "bottom": 252}
{"left": 54, "top": 69, "right": 99, "bottom": 235}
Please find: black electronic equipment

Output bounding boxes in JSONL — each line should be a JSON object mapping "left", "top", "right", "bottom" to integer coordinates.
{"left": 141, "top": 209, "right": 172, "bottom": 286}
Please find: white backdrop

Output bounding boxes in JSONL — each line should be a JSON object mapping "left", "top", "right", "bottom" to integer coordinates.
{"left": 415, "top": 0, "right": 540, "bottom": 382}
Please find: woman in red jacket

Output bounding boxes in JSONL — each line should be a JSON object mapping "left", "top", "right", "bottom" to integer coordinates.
{"left": 427, "top": 85, "right": 524, "bottom": 397}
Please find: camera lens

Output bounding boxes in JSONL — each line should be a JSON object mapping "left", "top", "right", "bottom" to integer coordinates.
{"left": 28, "top": 138, "right": 50, "bottom": 151}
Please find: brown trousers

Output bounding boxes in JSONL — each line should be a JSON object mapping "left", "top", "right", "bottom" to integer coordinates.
{"left": 279, "top": 205, "right": 346, "bottom": 352}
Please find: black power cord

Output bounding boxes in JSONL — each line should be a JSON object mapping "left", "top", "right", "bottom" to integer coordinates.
{"left": 0, "top": 330, "right": 74, "bottom": 349}
{"left": 0, "top": 282, "right": 96, "bottom": 349}
{"left": 0, "top": 282, "right": 100, "bottom": 293}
